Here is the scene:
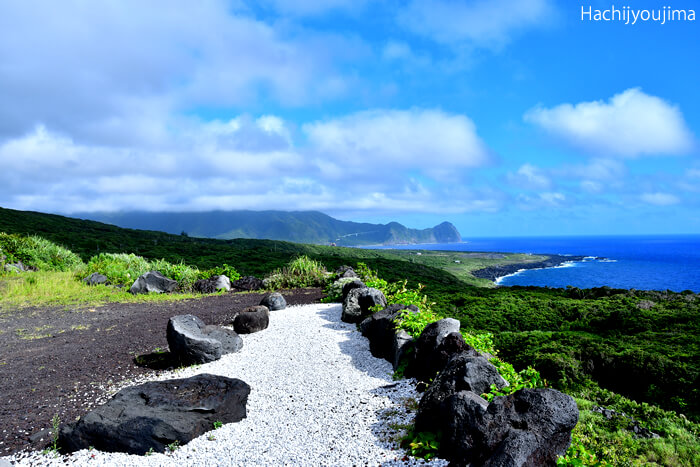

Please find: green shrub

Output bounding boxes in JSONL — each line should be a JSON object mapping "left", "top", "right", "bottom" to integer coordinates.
{"left": 356, "top": 262, "right": 441, "bottom": 338}
{"left": 200, "top": 263, "right": 241, "bottom": 282}
{"left": 265, "top": 256, "right": 331, "bottom": 289}
{"left": 85, "top": 253, "right": 150, "bottom": 286}
{"left": 483, "top": 359, "right": 544, "bottom": 402}
{"left": 0, "top": 232, "right": 83, "bottom": 272}
{"left": 400, "top": 428, "right": 441, "bottom": 460}
{"left": 150, "top": 258, "right": 201, "bottom": 292}
{"left": 85, "top": 253, "right": 212, "bottom": 291}
{"left": 322, "top": 277, "right": 359, "bottom": 302}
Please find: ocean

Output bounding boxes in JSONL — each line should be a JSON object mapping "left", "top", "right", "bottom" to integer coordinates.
{"left": 365, "top": 235, "right": 700, "bottom": 293}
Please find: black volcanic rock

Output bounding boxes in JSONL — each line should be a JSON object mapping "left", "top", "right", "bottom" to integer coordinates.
{"left": 58, "top": 374, "right": 250, "bottom": 455}
{"left": 167, "top": 314, "right": 243, "bottom": 364}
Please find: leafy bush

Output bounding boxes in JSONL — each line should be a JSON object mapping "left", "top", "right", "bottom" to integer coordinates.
{"left": 356, "top": 262, "right": 440, "bottom": 337}
{"left": 85, "top": 253, "right": 213, "bottom": 291}
{"left": 395, "top": 307, "right": 439, "bottom": 338}
{"left": 483, "top": 359, "right": 544, "bottom": 402}
{"left": 85, "top": 253, "right": 150, "bottom": 286}
{"left": 322, "top": 277, "right": 359, "bottom": 302}
{"left": 265, "top": 256, "right": 331, "bottom": 289}
{"left": 400, "top": 428, "right": 441, "bottom": 460}
{"left": 0, "top": 232, "right": 83, "bottom": 272}
{"left": 461, "top": 330, "right": 497, "bottom": 356}
{"left": 150, "top": 258, "right": 201, "bottom": 291}
{"left": 200, "top": 263, "right": 241, "bottom": 282}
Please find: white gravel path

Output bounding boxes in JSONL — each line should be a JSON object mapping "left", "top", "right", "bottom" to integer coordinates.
{"left": 5, "top": 303, "right": 447, "bottom": 466}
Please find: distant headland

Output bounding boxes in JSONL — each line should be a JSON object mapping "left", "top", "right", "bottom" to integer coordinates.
{"left": 71, "top": 210, "right": 462, "bottom": 247}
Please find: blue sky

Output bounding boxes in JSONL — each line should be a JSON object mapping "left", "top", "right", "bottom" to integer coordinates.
{"left": 0, "top": 0, "right": 698, "bottom": 236}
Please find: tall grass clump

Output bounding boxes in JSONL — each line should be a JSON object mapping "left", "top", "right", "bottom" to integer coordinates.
{"left": 84, "top": 253, "right": 150, "bottom": 286}
{"left": 265, "top": 255, "right": 331, "bottom": 289}
{"left": 150, "top": 258, "right": 200, "bottom": 291}
{"left": 85, "top": 253, "right": 209, "bottom": 291}
{"left": 0, "top": 232, "right": 83, "bottom": 272}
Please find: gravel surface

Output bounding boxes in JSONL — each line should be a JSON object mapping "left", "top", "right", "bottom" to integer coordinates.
{"left": 4, "top": 303, "right": 447, "bottom": 466}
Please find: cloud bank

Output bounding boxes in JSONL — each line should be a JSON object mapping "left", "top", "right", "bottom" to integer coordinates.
{"left": 0, "top": 110, "right": 495, "bottom": 214}
{"left": 525, "top": 88, "right": 695, "bottom": 157}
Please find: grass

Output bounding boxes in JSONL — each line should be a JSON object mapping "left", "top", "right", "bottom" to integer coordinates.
{"left": 264, "top": 255, "right": 331, "bottom": 289}
{"left": 0, "top": 232, "right": 83, "bottom": 272}
{"left": 0, "top": 271, "right": 200, "bottom": 311}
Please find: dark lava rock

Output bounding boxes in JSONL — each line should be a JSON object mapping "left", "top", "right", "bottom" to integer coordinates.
{"left": 392, "top": 329, "right": 414, "bottom": 370}
{"left": 341, "top": 279, "right": 366, "bottom": 303}
{"left": 418, "top": 387, "right": 578, "bottom": 466}
{"left": 360, "top": 304, "right": 418, "bottom": 368}
{"left": 58, "top": 374, "right": 250, "bottom": 455}
{"left": 129, "top": 271, "right": 178, "bottom": 294}
{"left": 260, "top": 292, "right": 287, "bottom": 311}
{"left": 193, "top": 275, "right": 231, "bottom": 293}
{"left": 477, "top": 388, "right": 578, "bottom": 466}
{"left": 167, "top": 314, "right": 243, "bottom": 365}
{"left": 82, "top": 273, "right": 109, "bottom": 286}
{"left": 341, "top": 287, "right": 387, "bottom": 323}
{"left": 408, "top": 318, "right": 461, "bottom": 383}
{"left": 335, "top": 265, "right": 358, "bottom": 279}
{"left": 416, "top": 351, "right": 507, "bottom": 434}
{"left": 231, "top": 276, "right": 265, "bottom": 291}
{"left": 233, "top": 305, "right": 270, "bottom": 334}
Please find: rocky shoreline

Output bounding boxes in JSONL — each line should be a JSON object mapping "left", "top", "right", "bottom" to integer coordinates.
{"left": 471, "top": 254, "right": 588, "bottom": 282}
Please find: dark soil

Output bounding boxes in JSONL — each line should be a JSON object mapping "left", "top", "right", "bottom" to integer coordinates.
{"left": 0, "top": 288, "right": 324, "bottom": 455}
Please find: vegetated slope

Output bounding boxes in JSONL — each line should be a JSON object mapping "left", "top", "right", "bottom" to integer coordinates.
{"left": 71, "top": 209, "right": 462, "bottom": 246}
{"left": 438, "top": 286, "right": 700, "bottom": 422}
{"left": 0, "top": 207, "right": 465, "bottom": 294}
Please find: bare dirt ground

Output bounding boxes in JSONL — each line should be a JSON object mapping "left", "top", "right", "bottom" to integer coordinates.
{"left": 0, "top": 288, "right": 324, "bottom": 455}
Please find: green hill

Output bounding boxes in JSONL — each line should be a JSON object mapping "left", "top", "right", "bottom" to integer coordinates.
{"left": 0, "top": 207, "right": 469, "bottom": 291}
{"left": 71, "top": 210, "right": 462, "bottom": 246}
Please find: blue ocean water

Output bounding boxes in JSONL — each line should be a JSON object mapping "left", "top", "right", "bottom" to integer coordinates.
{"left": 365, "top": 235, "right": 700, "bottom": 292}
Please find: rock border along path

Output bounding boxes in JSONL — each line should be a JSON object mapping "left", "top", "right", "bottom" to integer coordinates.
{"left": 6, "top": 304, "right": 447, "bottom": 466}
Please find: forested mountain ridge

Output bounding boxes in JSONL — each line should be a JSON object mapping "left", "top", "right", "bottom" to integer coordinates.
{"left": 72, "top": 210, "right": 462, "bottom": 246}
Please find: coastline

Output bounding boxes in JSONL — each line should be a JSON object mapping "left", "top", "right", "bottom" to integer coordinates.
{"left": 471, "top": 254, "right": 589, "bottom": 283}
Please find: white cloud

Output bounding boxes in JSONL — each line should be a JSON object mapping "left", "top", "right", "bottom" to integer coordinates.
{"left": 539, "top": 192, "right": 566, "bottom": 206}
{"left": 515, "top": 191, "right": 566, "bottom": 210}
{"left": 398, "top": 0, "right": 554, "bottom": 47}
{"left": 525, "top": 88, "right": 695, "bottom": 157}
{"left": 303, "top": 109, "right": 491, "bottom": 181}
{"left": 0, "top": 110, "right": 501, "bottom": 215}
{"left": 640, "top": 192, "right": 680, "bottom": 206}
{"left": 0, "top": 1, "right": 355, "bottom": 142}
{"left": 507, "top": 163, "right": 551, "bottom": 190}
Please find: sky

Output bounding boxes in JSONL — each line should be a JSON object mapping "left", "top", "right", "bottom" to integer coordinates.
{"left": 0, "top": 0, "right": 698, "bottom": 237}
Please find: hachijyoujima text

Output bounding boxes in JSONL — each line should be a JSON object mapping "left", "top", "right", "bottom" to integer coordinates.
{"left": 581, "top": 5, "right": 696, "bottom": 25}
